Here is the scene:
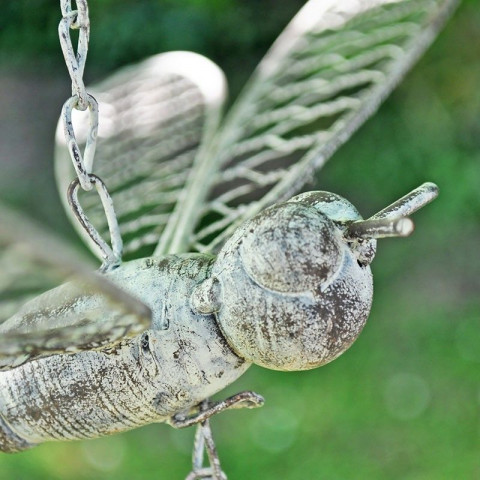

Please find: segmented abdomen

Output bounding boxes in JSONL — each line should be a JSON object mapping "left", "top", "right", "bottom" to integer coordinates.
{"left": 0, "top": 341, "right": 163, "bottom": 451}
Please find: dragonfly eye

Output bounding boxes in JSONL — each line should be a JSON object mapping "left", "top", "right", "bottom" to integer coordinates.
{"left": 289, "top": 191, "right": 363, "bottom": 225}
{"left": 239, "top": 202, "right": 343, "bottom": 295}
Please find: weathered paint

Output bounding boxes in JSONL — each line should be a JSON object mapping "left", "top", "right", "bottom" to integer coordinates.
{"left": 0, "top": 255, "right": 249, "bottom": 452}
{"left": 193, "top": 192, "right": 374, "bottom": 371}
{"left": 0, "top": 186, "right": 436, "bottom": 454}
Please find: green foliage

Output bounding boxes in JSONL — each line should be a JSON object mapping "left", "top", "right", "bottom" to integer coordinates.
{"left": 0, "top": 0, "right": 304, "bottom": 86}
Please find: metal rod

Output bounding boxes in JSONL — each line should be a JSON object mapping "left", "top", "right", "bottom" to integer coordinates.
{"left": 346, "top": 217, "right": 414, "bottom": 240}
{"left": 370, "top": 182, "right": 439, "bottom": 220}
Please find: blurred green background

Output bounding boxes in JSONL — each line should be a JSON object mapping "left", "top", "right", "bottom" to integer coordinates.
{"left": 0, "top": 0, "right": 479, "bottom": 479}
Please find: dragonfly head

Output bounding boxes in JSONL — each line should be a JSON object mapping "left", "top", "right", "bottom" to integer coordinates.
{"left": 191, "top": 192, "right": 375, "bottom": 371}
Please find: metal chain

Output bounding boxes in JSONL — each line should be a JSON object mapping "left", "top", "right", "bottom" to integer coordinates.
{"left": 59, "top": 0, "right": 90, "bottom": 110}
{"left": 68, "top": 175, "right": 123, "bottom": 268}
{"left": 58, "top": 0, "right": 123, "bottom": 270}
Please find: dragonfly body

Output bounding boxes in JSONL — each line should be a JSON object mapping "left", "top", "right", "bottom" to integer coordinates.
{"left": 0, "top": 191, "right": 380, "bottom": 453}
{"left": 0, "top": 186, "right": 439, "bottom": 454}
{"left": 0, "top": 254, "right": 249, "bottom": 453}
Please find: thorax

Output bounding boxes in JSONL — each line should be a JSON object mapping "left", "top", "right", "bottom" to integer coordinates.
{"left": 0, "top": 254, "right": 249, "bottom": 448}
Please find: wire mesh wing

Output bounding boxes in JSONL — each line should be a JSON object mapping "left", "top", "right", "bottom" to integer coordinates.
{"left": 55, "top": 51, "right": 227, "bottom": 261}
{"left": 0, "top": 203, "right": 151, "bottom": 370}
{"left": 159, "top": 0, "right": 457, "bottom": 255}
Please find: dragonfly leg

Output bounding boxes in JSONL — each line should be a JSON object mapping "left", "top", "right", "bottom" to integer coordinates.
{"left": 184, "top": 402, "right": 226, "bottom": 480}
{"left": 176, "top": 392, "right": 263, "bottom": 479}
{"left": 170, "top": 390, "right": 264, "bottom": 429}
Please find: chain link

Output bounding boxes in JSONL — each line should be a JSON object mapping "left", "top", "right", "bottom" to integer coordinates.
{"left": 59, "top": 0, "right": 90, "bottom": 110}
{"left": 58, "top": 0, "right": 123, "bottom": 269}
{"left": 68, "top": 175, "right": 123, "bottom": 268}
{"left": 61, "top": 94, "right": 98, "bottom": 190}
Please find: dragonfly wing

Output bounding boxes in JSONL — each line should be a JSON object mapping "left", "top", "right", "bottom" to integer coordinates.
{"left": 0, "top": 203, "right": 151, "bottom": 370}
{"left": 0, "top": 237, "right": 60, "bottom": 323}
{"left": 159, "top": 0, "right": 457, "bottom": 254}
{"left": 55, "top": 51, "right": 227, "bottom": 261}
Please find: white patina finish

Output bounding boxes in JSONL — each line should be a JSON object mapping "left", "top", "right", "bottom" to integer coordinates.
{"left": 0, "top": 255, "right": 248, "bottom": 451}
{"left": 0, "top": 0, "right": 456, "bottom": 478}
{"left": 197, "top": 194, "right": 373, "bottom": 371}
{"left": 0, "top": 183, "right": 437, "bottom": 454}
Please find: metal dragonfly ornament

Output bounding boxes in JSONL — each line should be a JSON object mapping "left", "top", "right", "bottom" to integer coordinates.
{"left": 0, "top": 0, "right": 458, "bottom": 478}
